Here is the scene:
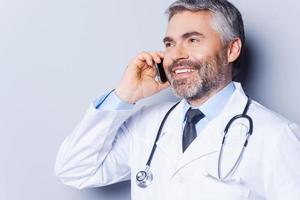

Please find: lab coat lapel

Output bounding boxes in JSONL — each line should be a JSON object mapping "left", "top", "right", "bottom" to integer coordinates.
{"left": 173, "top": 82, "right": 249, "bottom": 175}
{"left": 155, "top": 100, "right": 185, "bottom": 165}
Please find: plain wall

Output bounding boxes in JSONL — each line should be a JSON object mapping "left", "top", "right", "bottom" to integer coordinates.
{"left": 1, "top": 0, "right": 299, "bottom": 199}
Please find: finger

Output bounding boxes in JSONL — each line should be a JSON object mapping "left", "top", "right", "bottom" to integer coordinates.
{"left": 156, "top": 51, "right": 165, "bottom": 59}
{"left": 135, "top": 52, "right": 152, "bottom": 67}
{"left": 142, "top": 52, "right": 155, "bottom": 67}
{"left": 148, "top": 52, "right": 163, "bottom": 64}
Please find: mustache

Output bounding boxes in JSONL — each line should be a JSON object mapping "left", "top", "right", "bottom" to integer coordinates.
{"left": 168, "top": 59, "right": 202, "bottom": 72}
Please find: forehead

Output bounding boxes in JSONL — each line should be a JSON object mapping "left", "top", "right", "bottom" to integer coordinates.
{"left": 165, "top": 10, "right": 217, "bottom": 38}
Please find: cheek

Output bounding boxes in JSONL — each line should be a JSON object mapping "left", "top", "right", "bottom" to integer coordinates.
{"left": 189, "top": 47, "right": 211, "bottom": 60}
{"left": 162, "top": 56, "right": 172, "bottom": 72}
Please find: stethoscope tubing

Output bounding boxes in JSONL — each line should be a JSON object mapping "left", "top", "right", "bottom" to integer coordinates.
{"left": 145, "top": 102, "right": 180, "bottom": 166}
{"left": 137, "top": 98, "right": 253, "bottom": 187}
{"left": 218, "top": 98, "right": 252, "bottom": 180}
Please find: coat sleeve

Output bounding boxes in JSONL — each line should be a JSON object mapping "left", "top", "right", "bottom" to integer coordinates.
{"left": 54, "top": 103, "right": 138, "bottom": 189}
{"left": 263, "top": 122, "right": 300, "bottom": 199}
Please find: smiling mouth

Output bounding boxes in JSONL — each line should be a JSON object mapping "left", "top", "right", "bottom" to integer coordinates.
{"left": 171, "top": 67, "right": 197, "bottom": 79}
{"left": 174, "top": 68, "right": 195, "bottom": 74}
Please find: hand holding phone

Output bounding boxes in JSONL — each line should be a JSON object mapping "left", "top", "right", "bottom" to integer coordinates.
{"left": 115, "top": 52, "right": 169, "bottom": 104}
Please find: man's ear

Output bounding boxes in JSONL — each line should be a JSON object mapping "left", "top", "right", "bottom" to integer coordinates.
{"left": 227, "top": 38, "right": 242, "bottom": 63}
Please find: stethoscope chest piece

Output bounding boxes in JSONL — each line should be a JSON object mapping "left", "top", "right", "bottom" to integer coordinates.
{"left": 136, "top": 167, "right": 153, "bottom": 188}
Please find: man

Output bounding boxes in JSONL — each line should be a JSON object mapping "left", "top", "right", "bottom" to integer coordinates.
{"left": 55, "top": 0, "right": 300, "bottom": 199}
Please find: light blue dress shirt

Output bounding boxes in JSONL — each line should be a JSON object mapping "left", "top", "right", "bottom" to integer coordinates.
{"left": 181, "top": 82, "right": 235, "bottom": 135}
{"left": 94, "top": 89, "right": 134, "bottom": 110}
{"left": 94, "top": 82, "right": 235, "bottom": 136}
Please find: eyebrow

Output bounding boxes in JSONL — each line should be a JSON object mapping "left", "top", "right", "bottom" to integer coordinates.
{"left": 163, "top": 31, "right": 204, "bottom": 43}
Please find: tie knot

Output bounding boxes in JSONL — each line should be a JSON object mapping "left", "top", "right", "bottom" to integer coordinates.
{"left": 185, "top": 108, "right": 205, "bottom": 124}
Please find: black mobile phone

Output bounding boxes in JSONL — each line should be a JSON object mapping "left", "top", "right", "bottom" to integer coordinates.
{"left": 155, "top": 60, "right": 168, "bottom": 83}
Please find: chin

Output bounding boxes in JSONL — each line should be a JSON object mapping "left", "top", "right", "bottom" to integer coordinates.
{"left": 171, "top": 83, "right": 204, "bottom": 100}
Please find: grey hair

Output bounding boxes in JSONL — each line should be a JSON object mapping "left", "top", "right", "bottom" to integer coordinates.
{"left": 166, "top": 0, "right": 245, "bottom": 46}
{"left": 166, "top": 0, "right": 245, "bottom": 75}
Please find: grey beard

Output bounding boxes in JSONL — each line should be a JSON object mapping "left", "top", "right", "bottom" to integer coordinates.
{"left": 168, "top": 51, "right": 228, "bottom": 101}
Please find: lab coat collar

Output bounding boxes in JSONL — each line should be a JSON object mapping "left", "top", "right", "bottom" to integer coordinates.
{"left": 182, "top": 82, "right": 236, "bottom": 122}
{"left": 174, "top": 82, "right": 249, "bottom": 174}
{"left": 156, "top": 82, "right": 249, "bottom": 175}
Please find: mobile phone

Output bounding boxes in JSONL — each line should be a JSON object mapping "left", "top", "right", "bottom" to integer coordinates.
{"left": 155, "top": 60, "right": 168, "bottom": 83}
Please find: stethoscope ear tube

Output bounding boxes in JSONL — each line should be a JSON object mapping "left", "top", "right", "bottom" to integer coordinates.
{"left": 224, "top": 114, "right": 253, "bottom": 137}
{"left": 224, "top": 98, "right": 252, "bottom": 136}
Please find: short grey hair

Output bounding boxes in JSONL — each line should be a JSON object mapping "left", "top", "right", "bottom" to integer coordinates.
{"left": 166, "top": 0, "right": 245, "bottom": 46}
{"left": 166, "top": 0, "right": 245, "bottom": 74}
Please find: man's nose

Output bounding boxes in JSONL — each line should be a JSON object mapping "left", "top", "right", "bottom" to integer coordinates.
{"left": 172, "top": 44, "right": 189, "bottom": 61}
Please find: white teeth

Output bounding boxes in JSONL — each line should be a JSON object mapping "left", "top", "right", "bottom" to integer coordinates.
{"left": 175, "top": 69, "right": 194, "bottom": 74}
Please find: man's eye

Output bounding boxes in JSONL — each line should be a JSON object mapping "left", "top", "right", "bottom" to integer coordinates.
{"left": 189, "top": 38, "right": 199, "bottom": 43}
{"left": 164, "top": 42, "right": 172, "bottom": 48}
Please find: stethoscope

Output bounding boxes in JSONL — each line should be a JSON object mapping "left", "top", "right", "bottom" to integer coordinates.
{"left": 136, "top": 98, "right": 253, "bottom": 188}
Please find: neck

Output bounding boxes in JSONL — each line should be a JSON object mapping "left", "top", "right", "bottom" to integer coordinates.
{"left": 187, "top": 80, "right": 232, "bottom": 107}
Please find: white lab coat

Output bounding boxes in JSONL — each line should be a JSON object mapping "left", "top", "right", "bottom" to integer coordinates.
{"left": 55, "top": 82, "right": 300, "bottom": 200}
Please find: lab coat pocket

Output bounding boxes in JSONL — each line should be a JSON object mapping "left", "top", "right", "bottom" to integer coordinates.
{"left": 197, "top": 178, "right": 251, "bottom": 200}
{"left": 176, "top": 157, "right": 250, "bottom": 200}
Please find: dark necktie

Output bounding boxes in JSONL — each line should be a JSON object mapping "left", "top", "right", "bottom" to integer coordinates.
{"left": 182, "top": 108, "right": 205, "bottom": 152}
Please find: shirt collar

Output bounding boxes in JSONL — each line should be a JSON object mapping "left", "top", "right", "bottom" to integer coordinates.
{"left": 182, "top": 81, "right": 235, "bottom": 122}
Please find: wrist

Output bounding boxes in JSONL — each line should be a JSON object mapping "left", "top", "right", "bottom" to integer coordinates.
{"left": 115, "top": 88, "right": 138, "bottom": 104}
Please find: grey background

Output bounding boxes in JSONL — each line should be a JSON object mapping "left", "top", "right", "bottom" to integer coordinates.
{"left": 0, "top": 0, "right": 299, "bottom": 199}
